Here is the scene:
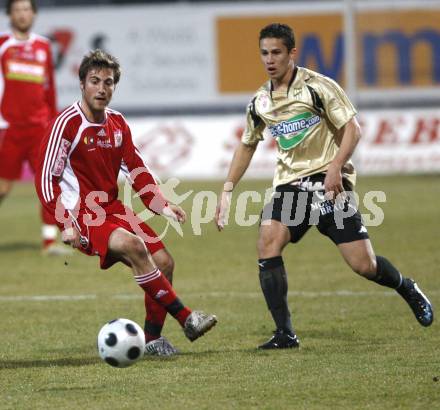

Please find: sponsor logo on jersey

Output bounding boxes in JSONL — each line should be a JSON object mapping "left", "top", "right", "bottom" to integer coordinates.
{"left": 35, "top": 49, "right": 47, "bottom": 63}
{"left": 97, "top": 128, "right": 106, "bottom": 137}
{"left": 256, "top": 94, "right": 271, "bottom": 113}
{"left": 97, "top": 138, "right": 112, "bottom": 148}
{"left": 94, "top": 128, "right": 113, "bottom": 148}
{"left": 114, "top": 129, "right": 122, "bottom": 147}
{"left": 51, "top": 139, "right": 71, "bottom": 176}
{"left": 6, "top": 60, "right": 45, "bottom": 83}
{"left": 269, "top": 112, "right": 321, "bottom": 150}
{"left": 83, "top": 136, "right": 94, "bottom": 145}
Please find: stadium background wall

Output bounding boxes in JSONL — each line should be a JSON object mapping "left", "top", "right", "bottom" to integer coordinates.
{"left": 2, "top": 0, "right": 438, "bottom": 179}
{"left": 1, "top": 1, "right": 439, "bottom": 111}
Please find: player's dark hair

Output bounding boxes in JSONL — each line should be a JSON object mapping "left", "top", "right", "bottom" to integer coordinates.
{"left": 78, "top": 49, "right": 121, "bottom": 85}
{"left": 259, "top": 23, "right": 295, "bottom": 51}
{"left": 6, "top": 0, "right": 37, "bottom": 14}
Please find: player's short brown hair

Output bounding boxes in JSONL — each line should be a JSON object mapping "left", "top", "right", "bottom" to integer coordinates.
{"left": 6, "top": 0, "right": 37, "bottom": 14}
{"left": 78, "top": 49, "right": 121, "bottom": 85}
{"left": 259, "top": 23, "right": 295, "bottom": 51}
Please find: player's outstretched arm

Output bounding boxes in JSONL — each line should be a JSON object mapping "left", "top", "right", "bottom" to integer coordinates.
{"left": 216, "top": 142, "right": 257, "bottom": 231}
{"left": 162, "top": 203, "right": 186, "bottom": 223}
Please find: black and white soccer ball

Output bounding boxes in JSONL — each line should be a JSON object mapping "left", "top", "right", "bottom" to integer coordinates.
{"left": 97, "top": 318, "right": 145, "bottom": 368}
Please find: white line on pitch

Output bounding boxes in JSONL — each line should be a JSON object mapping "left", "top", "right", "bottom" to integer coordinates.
{"left": 0, "top": 294, "right": 97, "bottom": 302}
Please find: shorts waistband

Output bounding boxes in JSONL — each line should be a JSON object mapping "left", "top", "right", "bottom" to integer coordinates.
{"left": 289, "top": 173, "right": 326, "bottom": 191}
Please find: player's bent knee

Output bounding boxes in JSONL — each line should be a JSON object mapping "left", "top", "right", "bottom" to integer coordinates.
{"left": 131, "top": 236, "right": 150, "bottom": 258}
{"left": 160, "top": 256, "right": 174, "bottom": 282}
{"left": 351, "top": 258, "right": 376, "bottom": 277}
{"left": 156, "top": 253, "right": 174, "bottom": 282}
{"left": 257, "top": 236, "right": 282, "bottom": 258}
{"left": 119, "top": 234, "right": 150, "bottom": 263}
{"left": 258, "top": 222, "right": 290, "bottom": 258}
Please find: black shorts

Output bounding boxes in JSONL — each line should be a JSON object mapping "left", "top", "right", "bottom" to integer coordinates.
{"left": 261, "top": 174, "right": 369, "bottom": 245}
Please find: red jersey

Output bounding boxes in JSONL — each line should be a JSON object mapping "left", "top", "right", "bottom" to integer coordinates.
{"left": 35, "top": 102, "right": 167, "bottom": 230}
{"left": 0, "top": 32, "right": 57, "bottom": 128}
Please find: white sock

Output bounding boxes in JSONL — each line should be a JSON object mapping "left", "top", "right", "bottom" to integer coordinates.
{"left": 42, "top": 224, "right": 58, "bottom": 240}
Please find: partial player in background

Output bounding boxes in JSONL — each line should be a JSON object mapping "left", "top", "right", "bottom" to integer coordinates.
{"left": 0, "top": 0, "right": 66, "bottom": 255}
{"left": 216, "top": 23, "right": 433, "bottom": 349}
{"left": 35, "top": 49, "right": 217, "bottom": 356}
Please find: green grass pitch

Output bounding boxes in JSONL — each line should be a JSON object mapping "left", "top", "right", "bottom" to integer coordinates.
{"left": 0, "top": 176, "right": 439, "bottom": 409}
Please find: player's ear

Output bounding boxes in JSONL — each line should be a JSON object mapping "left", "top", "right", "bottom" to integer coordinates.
{"left": 80, "top": 81, "right": 84, "bottom": 92}
{"left": 290, "top": 47, "right": 297, "bottom": 59}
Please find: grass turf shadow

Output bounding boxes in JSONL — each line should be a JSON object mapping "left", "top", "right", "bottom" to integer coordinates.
{"left": 0, "top": 356, "right": 100, "bottom": 369}
{"left": 0, "top": 242, "right": 40, "bottom": 252}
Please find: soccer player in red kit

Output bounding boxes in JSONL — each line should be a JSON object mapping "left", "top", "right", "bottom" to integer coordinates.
{"left": 0, "top": 0, "right": 63, "bottom": 254}
{"left": 35, "top": 49, "right": 217, "bottom": 356}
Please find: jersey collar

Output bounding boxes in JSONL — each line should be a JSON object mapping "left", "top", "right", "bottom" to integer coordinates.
{"left": 76, "top": 101, "right": 108, "bottom": 126}
{"left": 270, "top": 65, "right": 298, "bottom": 99}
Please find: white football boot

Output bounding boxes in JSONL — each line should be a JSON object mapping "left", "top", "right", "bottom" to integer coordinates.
{"left": 145, "top": 336, "right": 178, "bottom": 356}
{"left": 183, "top": 311, "right": 217, "bottom": 342}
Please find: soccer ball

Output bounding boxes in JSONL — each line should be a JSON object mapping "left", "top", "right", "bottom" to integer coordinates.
{"left": 97, "top": 318, "right": 145, "bottom": 368}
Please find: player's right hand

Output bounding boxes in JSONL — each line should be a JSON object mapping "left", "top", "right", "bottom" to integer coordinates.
{"left": 215, "top": 191, "right": 232, "bottom": 231}
{"left": 162, "top": 204, "right": 186, "bottom": 223}
{"left": 61, "top": 227, "right": 81, "bottom": 249}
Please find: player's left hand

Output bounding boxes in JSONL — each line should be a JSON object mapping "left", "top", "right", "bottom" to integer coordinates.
{"left": 61, "top": 227, "right": 81, "bottom": 249}
{"left": 215, "top": 190, "right": 232, "bottom": 231}
{"left": 162, "top": 204, "right": 186, "bottom": 223}
{"left": 324, "top": 164, "right": 344, "bottom": 202}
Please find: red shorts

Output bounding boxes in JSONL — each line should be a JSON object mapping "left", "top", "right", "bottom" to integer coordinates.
{"left": 0, "top": 125, "right": 46, "bottom": 180}
{"left": 76, "top": 204, "right": 165, "bottom": 270}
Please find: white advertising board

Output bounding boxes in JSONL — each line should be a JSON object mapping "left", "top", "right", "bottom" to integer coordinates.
{"left": 129, "top": 115, "right": 265, "bottom": 180}
{"left": 1, "top": 1, "right": 439, "bottom": 110}
{"left": 26, "top": 4, "right": 217, "bottom": 109}
{"left": 129, "top": 109, "right": 440, "bottom": 180}
{"left": 355, "top": 109, "right": 440, "bottom": 174}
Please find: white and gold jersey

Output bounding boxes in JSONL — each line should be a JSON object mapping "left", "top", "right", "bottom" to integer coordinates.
{"left": 242, "top": 66, "right": 357, "bottom": 188}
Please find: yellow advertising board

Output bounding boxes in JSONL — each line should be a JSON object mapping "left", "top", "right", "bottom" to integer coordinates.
{"left": 217, "top": 9, "right": 440, "bottom": 93}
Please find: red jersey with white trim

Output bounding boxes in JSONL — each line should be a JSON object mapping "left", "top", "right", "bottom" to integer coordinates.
{"left": 0, "top": 32, "right": 57, "bottom": 128}
{"left": 35, "top": 102, "right": 167, "bottom": 230}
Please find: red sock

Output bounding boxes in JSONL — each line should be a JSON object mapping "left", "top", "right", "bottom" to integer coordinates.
{"left": 135, "top": 268, "right": 191, "bottom": 327}
{"left": 43, "top": 238, "right": 56, "bottom": 248}
{"left": 144, "top": 292, "right": 167, "bottom": 342}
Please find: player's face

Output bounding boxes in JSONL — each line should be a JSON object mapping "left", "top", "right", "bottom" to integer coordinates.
{"left": 9, "top": 0, "right": 35, "bottom": 33}
{"left": 81, "top": 68, "right": 115, "bottom": 114}
{"left": 260, "top": 38, "right": 296, "bottom": 82}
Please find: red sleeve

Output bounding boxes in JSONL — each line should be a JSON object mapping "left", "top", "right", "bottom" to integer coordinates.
{"left": 35, "top": 112, "right": 76, "bottom": 231}
{"left": 45, "top": 43, "right": 58, "bottom": 120}
{"left": 121, "top": 121, "right": 168, "bottom": 214}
